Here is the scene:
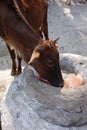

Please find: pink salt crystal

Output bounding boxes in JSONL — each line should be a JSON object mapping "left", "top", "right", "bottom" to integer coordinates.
{"left": 64, "top": 73, "right": 83, "bottom": 88}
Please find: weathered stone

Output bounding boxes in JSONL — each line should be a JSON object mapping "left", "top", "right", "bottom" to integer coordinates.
{"left": 1, "top": 53, "right": 87, "bottom": 130}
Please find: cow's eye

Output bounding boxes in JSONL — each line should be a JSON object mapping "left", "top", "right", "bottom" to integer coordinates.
{"left": 47, "top": 59, "right": 55, "bottom": 67}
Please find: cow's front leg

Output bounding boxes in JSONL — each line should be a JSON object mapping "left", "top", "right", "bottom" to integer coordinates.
{"left": 6, "top": 44, "right": 17, "bottom": 76}
{"left": 42, "top": 8, "right": 49, "bottom": 40}
{"left": 16, "top": 55, "right": 22, "bottom": 75}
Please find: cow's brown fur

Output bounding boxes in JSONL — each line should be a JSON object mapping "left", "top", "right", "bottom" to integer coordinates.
{"left": 0, "top": 0, "right": 64, "bottom": 87}
{"left": 18, "top": 0, "right": 48, "bottom": 39}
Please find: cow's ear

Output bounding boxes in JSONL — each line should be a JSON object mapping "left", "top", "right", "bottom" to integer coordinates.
{"left": 36, "top": 44, "right": 44, "bottom": 54}
{"left": 28, "top": 51, "right": 40, "bottom": 64}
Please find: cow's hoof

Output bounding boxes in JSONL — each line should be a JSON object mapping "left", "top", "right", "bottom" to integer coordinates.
{"left": 16, "top": 71, "right": 21, "bottom": 76}
{"left": 11, "top": 71, "right": 16, "bottom": 76}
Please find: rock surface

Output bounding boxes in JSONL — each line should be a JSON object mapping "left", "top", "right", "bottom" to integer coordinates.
{"left": 1, "top": 53, "right": 87, "bottom": 130}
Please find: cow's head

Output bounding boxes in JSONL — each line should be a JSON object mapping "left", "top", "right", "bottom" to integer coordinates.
{"left": 28, "top": 38, "right": 64, "bottom": 87}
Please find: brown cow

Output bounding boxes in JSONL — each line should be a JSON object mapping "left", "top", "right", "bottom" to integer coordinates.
{"left": 4, "top": 0, "right": 48, "bottom": 75}
{"left": 0, "top": 0, "right": 64, "bottom": 87}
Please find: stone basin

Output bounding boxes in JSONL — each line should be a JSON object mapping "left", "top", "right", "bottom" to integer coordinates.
{"left": 1, "top": 53, "right": 87, "bottom": 130}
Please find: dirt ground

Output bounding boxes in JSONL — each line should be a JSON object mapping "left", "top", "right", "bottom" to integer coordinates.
{"left": 0, "top": 0, "right": 87, "bottom": 101}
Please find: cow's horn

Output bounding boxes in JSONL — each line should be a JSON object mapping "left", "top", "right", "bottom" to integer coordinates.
{"left": 54, "top": 37, "right": 60, "bottom": 43}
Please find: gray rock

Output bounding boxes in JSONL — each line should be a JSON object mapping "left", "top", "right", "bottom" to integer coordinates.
{"left": 1, "top": 53, "right": 87, "bottom": 130}
{"left": 48, "top": 0, "right": 54, "bottom": 5}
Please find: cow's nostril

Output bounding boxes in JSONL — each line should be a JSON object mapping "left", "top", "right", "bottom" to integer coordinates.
{"left": 59, "top": 83, "right": 64, "bottom": 88}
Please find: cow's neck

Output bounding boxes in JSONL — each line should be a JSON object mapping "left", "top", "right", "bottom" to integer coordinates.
{"left": 6, "top": 20, "right": 42, "bottom": 63}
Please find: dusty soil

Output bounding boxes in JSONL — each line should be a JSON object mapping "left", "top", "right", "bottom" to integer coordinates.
{"left": 0, "top": 0, "right": 87, "bottom": 101}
